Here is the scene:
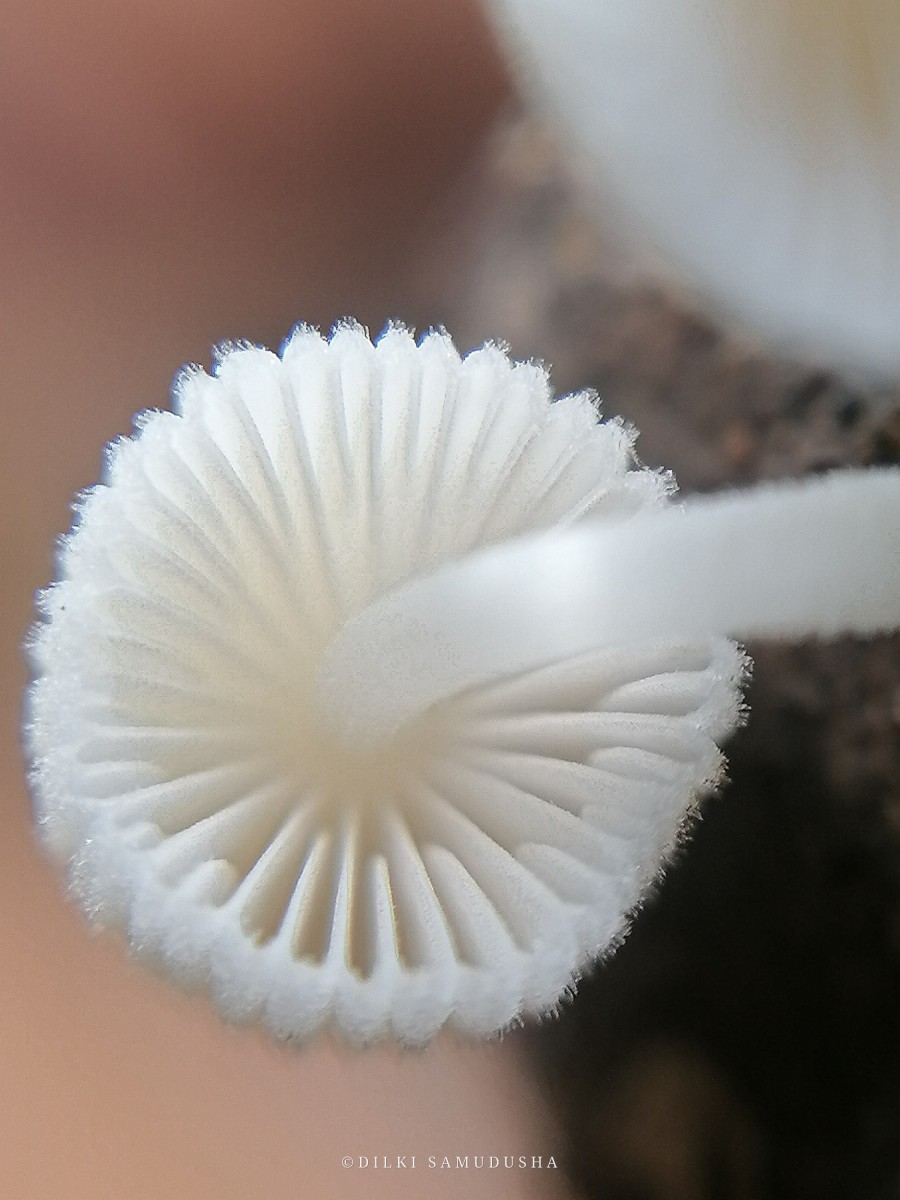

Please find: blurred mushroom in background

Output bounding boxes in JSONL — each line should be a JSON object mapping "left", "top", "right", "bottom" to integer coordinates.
{"left": 484, "top": 0, "right": 900, "bottom": 378}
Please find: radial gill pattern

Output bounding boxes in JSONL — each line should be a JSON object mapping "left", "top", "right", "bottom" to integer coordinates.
{"left": 25, "top": 323, "right": 745, "bottom": 1044}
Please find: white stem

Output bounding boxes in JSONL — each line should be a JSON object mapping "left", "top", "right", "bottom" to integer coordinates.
{"left": 318, "top": 468, "right": 900, "bottom": 745}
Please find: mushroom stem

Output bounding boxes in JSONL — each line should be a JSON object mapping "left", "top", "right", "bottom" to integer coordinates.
{"left": 318, "top": 468, "right": 900, "bottom": 745}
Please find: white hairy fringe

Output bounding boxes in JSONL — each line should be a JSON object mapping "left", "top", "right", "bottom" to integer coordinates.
{"left": 25, "top": 322, "right": 749, "bottom": 1044}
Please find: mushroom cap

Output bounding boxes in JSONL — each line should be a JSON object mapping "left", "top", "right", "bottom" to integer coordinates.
{"left": 25, "top": 323, "right": 745, "bottom": 1044}
{"left": 487, "top": 0, "right": 900, "bottom": 376}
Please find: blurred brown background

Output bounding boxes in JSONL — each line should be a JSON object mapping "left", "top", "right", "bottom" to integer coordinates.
{"left": 3, "top": 3, "right": 900, "bottom": 1199}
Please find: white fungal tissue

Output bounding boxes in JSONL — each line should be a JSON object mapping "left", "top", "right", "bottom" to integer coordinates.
{"left": 487, "top": 0, "right": 900, "bottom": 376}
{"left": 25, "top": 322, "right": 900, "bottom": 1046}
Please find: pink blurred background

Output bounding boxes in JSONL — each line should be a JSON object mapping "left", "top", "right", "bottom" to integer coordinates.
{"left": 0, "top": 3, "right": 569, "bottom": 1196}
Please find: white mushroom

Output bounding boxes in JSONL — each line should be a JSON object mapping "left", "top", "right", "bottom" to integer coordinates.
{"left": 25, "top": 323, "right": 900, "bottom": 1045}
{"left": 485, "top": 0, "right": 900, "bottom": 375}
